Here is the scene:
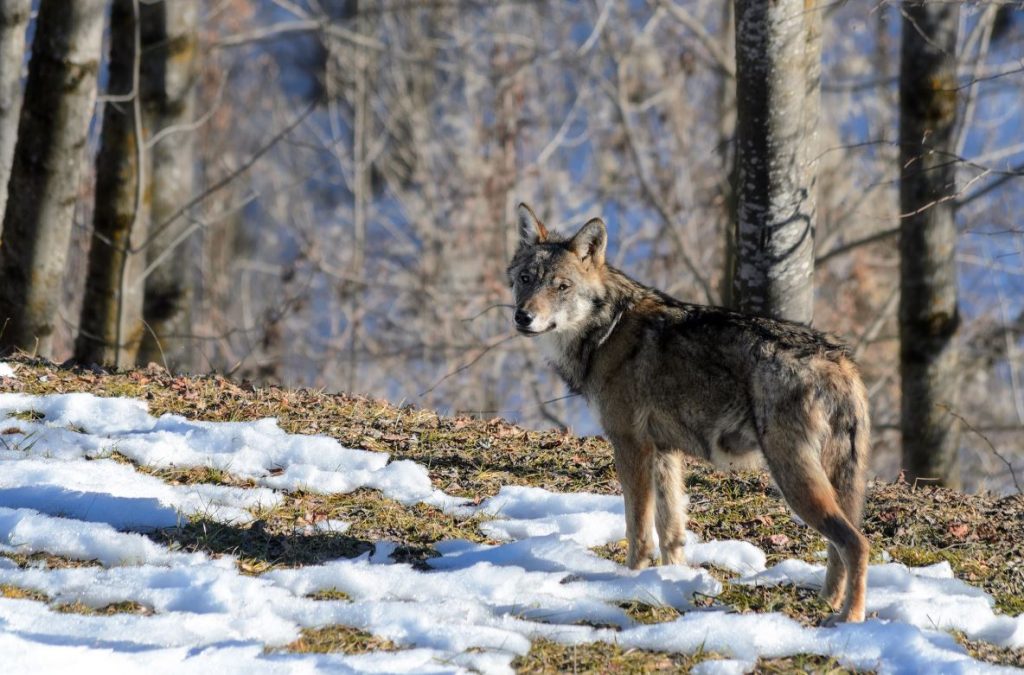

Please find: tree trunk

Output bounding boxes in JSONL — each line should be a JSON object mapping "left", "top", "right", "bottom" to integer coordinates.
{"left": 0, "top": 0, "right": 106, "bottom": 358}
{"left": 717, "top": 1, "right": 737, "bottom": 309}
{"left": 731, "top": 0, "right": 822, "bottom": 324}
{"left": 0, "top": 0, "right": 31, "bottom": 232}
{"left": 75, "top": 0, "right": 149, "bottom": 368}
{"left": 899, "top": 2, "right": 961, "bottom": 488}
{"left": 137, "top": 1, "right": 200, "bottom": 371}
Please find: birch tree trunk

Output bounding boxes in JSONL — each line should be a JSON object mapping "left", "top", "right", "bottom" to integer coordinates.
{"left": 0, "top": 0, "right": 31, "bottom": 232}
{"left": 899, "top": 2, "right": 962, "bottom": 488}
{"left": 75, "top": 0, "right": 149, "bottom": 367}
{"left": 0, "top": 0, "right": 106, "bottom": 358}
{"left": 731, "top": 0, "right": 822, "bottom": 324}
{"left": 137, "top": 1, "right": 200, "bottom": 371}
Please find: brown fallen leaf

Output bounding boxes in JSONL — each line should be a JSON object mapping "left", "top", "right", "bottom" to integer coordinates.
{"left": 948, "top": 523, "right": 971, "bottom": 539}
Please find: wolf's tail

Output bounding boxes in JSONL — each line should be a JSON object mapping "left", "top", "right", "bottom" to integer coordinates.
{"left": 821, "top": 356, "right": 871, "bottom": 526}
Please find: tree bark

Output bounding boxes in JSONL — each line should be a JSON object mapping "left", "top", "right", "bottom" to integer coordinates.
{"left": 75, "top": 0, "right": 149, "bottom": 367}
{"left": 0, "top": 0, "right": 106, "bottom": 358}
{"left": 899, "top": 1, "right": 962, "bottom": 488}
{"left": 0, "top": 0, "right": 31, "bottom": 232}
{"left": 717, "top": 1, "right": 737, "bottom": 309}
{"left": 137, "top": 1, "right": 200, "bottom": 371}
{"left": 731, "top": 0, "right": 821, "bottom": 324}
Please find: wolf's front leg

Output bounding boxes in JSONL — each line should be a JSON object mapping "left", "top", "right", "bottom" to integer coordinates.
{"left": 655, "top": 452, "right": 687, "bottom": 565}
{"left": 611, "top": 435, "right": 655, "bottom": 569}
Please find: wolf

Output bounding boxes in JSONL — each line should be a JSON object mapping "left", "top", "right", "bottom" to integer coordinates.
{"left": 507, "top": 203, "right": 872, "bottom": 623}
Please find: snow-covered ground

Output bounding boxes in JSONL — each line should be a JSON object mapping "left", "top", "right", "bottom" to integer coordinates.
{"left": 0, "top": 364, "right": 1020, "bottom": 674}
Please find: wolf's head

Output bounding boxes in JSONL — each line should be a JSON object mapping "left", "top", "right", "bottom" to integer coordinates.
{"left": 506, "top": 203, "right": 608, "bottom": 337}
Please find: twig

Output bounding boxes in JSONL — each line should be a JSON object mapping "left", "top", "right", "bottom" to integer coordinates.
{"left": 140, "top": 319, "right": 169, "bottom": 372}
{"left": 658, "top": 0, "right": 735, "bottom": 77}
{"left": 461, "top": 304, "right": 514, "bottom": 323}
{"left": 419, "top": 333, "right": 518, "bottom": 397}
{"left": 603, "top": 74, "right": 715, "bottom": 304}
{"left": 853, "top": 285, "right": 899, "bottom": 361}
{"left": 144, "top": 71, "right": 227, "bottom": 149}
{"left": 531, "top": 379, "right": 570, "bottom": 431}
{"left": 457, "top": 392, "right": 580, "bottom": 417}
{"left": 955, "top": 159, "right": 1024, "bottom": 208}
{"left": 939, "top": 404, "right": 1022, "bottom": 494}
{"left": 131, "top": 100, "right": 317, "bottom": 256}
{"left": 818, "top": 228, "right": 899, "bottom": 264}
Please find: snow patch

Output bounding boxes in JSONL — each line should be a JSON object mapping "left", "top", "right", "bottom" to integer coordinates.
{"left": 0, "top": 389, "right": 1019, "bottom": 673}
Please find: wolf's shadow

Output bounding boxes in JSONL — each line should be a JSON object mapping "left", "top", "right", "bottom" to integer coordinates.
{"left": 148, "top": 518, "right": 375, "bottom": 569}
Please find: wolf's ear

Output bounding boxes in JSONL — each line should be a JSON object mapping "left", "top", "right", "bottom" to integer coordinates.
{"left": 517, "top": 203, "right": 548, "bottom": 247}
{"left": 569, "top": 217, "right": 606, "bottom": 267}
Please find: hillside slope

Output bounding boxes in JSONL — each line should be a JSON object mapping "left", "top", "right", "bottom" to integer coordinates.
{"left": 0, "top": 357, "right": 1021, "bottom": 672}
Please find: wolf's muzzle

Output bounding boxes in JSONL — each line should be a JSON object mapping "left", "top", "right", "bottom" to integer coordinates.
{"left": 514, "top": 308, "right": 534, "bottom": 329}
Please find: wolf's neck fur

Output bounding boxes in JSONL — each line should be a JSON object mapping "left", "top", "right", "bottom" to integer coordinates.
{"left": 543, "top": 266, "right": 646, "bottom": 394}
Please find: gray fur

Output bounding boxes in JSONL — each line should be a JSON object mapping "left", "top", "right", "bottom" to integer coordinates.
{"left": 508, "top": 204, "right": 872, "bottom": 622}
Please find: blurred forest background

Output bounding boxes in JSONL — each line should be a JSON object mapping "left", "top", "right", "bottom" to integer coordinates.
{"left": 0, "top": 0, "right": 1022, "bottom": 494}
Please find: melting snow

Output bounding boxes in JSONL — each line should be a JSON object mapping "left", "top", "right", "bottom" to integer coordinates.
{"left": 0, "top": 390, "right": 1020, "bottom": 674}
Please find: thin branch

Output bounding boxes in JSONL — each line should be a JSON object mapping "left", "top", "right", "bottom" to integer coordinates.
{"left": 939, "top": 404, "right": 1022, "bottom": 494}
{"left": 418, "top": 333, "right": 518, "bottom": 397}
{"left": 955, "top": 159, "right": 1024, "bottom": 208}
{"left": 145, "top": 71, "right": 227, "bottom": 149}
{"left": 602, "top": 74, "right": 715, "bottom": 304}
{"left": 131, "top": 100, "right": 317, "bottom": 256}
{"left": 853, "top": 285, "right": 899, "bottom": 361}
{"left": 531, "top": 379, "right": 570, "bottom": 430}
{"left": 213, "top": 19, "right": 321, "bottom": 48}
{"left": 461, "top": 304, "right": 515, "bottom": 322}
{"left": 457, "top": 392, "right": 581, "bottom": 418}
{"left": 658, "top": 0, "right": 735, "bottom": 77}
{"left": 577, "top": 0, "right": 613, "bottom": 56}
{"left": 955, "top": 5, "right": 997, "bottom": 157}
{"left": 818, "top": 228, "right": 899, "bottom": 264}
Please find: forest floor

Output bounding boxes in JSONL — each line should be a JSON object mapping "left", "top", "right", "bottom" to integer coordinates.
{"left": 0, "top": 356, "right": 1022, "bottom": 673}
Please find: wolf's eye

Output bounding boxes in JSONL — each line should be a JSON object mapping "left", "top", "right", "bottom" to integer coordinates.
{"left": 519, "top": 273, "right": 532, "bottom": 284}
{"left": 557, "top": 280, "right": 572, "bottom": 291}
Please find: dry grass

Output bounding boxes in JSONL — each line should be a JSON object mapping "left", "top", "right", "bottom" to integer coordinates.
{"left": 1, "top": 583, "right": 152, "bottom": 617}
{"left": 2, "top": 355, "right": 1022, "bottom": 670}
{"left": 278, "top": 625, "right": 402, "bottom": 654}
{"left": 0, "top": 583, "right": 49, "bottom": 602}
{"left": 618, "top": 601, "right": 681, "bottom": 625}
{"left": 511, "top": 639, "right": 721, "bottom": 673}
{"left": 306, "top": 588, "right": 352, "bottom": 601}
{"left": 53, "top": 599, "right": 152, "bottom": 616}
{"left": 715, "top": 583, "right": 833, "bottom": 626}
{"left": 756, "top": 655, "right": 863, "bottom": 674}
{"left": 954, "top": 632, "right": 1024, "bottom": 668}
{"left": 148, "top": 487, "right": 491, "bottom": 574}
{"left": 0, "top": 551, "right": 103, "bottom": 570}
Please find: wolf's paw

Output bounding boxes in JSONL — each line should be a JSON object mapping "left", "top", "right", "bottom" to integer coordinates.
{"left": 660, "top": 548, "right": 686, "bottom": 567}
{"left": 627, "top": 557, "right": 652, "bottom": 571}
{"left": 823, "top": 608, "right": 865, "bottom": 626}
{"left": 818, "top": 587, "right": 844, "bottom": 612}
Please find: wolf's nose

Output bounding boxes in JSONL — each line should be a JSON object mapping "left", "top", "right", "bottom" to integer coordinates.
{"left": 514, "top": 309, "right": 534, "bottom": 328}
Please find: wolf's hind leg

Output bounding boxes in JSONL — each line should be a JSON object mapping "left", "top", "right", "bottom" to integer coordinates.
{"left": 761, "top": 424, "right": 868, "bottom": 623}
{"left": 821, "top": 544, "right": 846, "bottom": 610}
{"left": 820, "top": 418, "right": 869, "bottom": 612}
{"left": 611, "top": 434, "right": 655, "bottom": 570}
{"left": 654, "top": 452, "right": 687, "bottom": 565}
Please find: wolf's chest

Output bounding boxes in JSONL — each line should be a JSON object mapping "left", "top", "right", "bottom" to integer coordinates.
{"left": 535, "top": 332, "right": 562, "bottom": 365}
